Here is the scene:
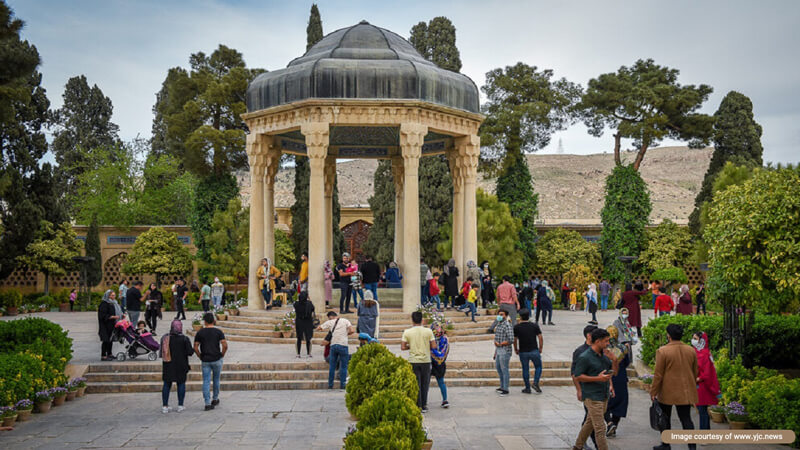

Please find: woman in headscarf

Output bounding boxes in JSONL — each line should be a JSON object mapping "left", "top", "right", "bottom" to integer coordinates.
{"left": 357, "top": 290, "right": 379, "bottom": 338}
{"left": 612, "top": 308, "right": 636, "bottom": 345}
{"left": 693, "top": 331, "right": 720, "bottom": 430}
{"left": 431, "top": 322, "right": 450, "bottom": 408}
{"left": 676, "top": 284, "right": 693, "bottom": 315}
{"left": 160, "top": 320, "right": 194, "bottom": 413}
{"left": 293, "top": 291, "right": 316, "bottom": 358}
{"left": 256, "top": 257, "right": 282, "bottom": 310}
{"left": 586, "top": 283, "right": 599, "bottom": 325}
{"left": 535, "top": 280, "right": 556, "bottom": 325}
{"left": 604, "top": 325, "right": 632, "bottom": 437}
{"left": 323, "top": 261, "right": 334, "bottom": 307}
{"left": 442, "top": 259, "right": 460, "bottom": 310}
{"left": 621, "top": 282, "right": 648, "bottom": 338}
{"left": 98, "top": 290, "right": 122, "bottom": 361}
{"left": 479, "top": 260, "right": 494, "bottom": 308}
{"left": 465, "top": 260, "right": 481, "bottom": 288}
{"left": 384, "top": 261, "right": 403, "bottom": 288}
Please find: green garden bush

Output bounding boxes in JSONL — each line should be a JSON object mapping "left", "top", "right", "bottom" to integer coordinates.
{"left": 345, "top": 352, "right": 418, "bottom": 417}
{"left": 345, "top": 421, "right": 414, "bottom": 450}
{"left": 37, "top": 295, "right": 55, "bottom": 308}
{"left": 641, "top": 313, "right": 800, "bottom": 368}
{"left": 745, "top": 376, "right": 800, "bottom": 446}
{"left": 0, "top": 351, "right": 67, "bottom": 406}
{"left": 346, "top": 390, "right": 425, "bottom": 449}
{"left": 0, "top": 317, "right": 73, "bottom": 371}
{"left": 0, "top": 289, "right": 23, "bottom": 309}
{"left": 348, "top": 343, "right": 392, "bottom": 374}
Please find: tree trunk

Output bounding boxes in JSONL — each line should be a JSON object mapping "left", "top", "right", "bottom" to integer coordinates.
{"left": 632, "top": 144, "right": 649, "bottom": 171}
{"left": 613, "top": 132, "right": 622, "bottom": 166}
{"left": 44, "top": 272, "right": 50, "bottom": 296}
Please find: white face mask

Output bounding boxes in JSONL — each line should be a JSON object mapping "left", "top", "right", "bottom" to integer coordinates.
{"left": 691, "top": 338, "right": 700, "bottom": 349}
{"left": 621, "top": 314, "right": 629, "bottom": 320}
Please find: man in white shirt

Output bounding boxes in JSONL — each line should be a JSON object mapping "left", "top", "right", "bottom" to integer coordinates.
{"left": 318, "top": 311, "right": 355, "bottom": 389}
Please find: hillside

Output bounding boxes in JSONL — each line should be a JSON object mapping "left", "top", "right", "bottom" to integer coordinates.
{"left": 238, "top": 146, "right": 712, "bottom": 224}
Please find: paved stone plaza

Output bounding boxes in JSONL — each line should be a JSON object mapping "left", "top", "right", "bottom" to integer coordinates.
{"left": 0, "top": 309, "right": 785, "bottom": 449}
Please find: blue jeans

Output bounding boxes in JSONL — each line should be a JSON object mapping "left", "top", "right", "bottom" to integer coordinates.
{"left": 495, "top": 346, "right": 512, "bottom": 391}
{"left": 435, "top": 376, "right": 447, "bottom": 401}
{"left": 364, "top": 282, "right": 378, "bottom": 300}
{"left": 659, "top": 310, "right": 670, "bottom": 317}
{"left": 162, "top": 381, "right": 185, "bottom": 407}
{"left": 212, "top": 295, "right": 222, "bottom": 308}
{"left": 430, "top": 295, "right": 441, "bottom": 309}
{"left": 201, "top": 359, "right": 223, "bottom": 405}
{"left": 600, "top": 294, "right": 609, "bottom": 310}
{"left": 519, "top": 350, "right": 543, "bottom": 389}
{"left": 465, "top": 302, "right": 477, "bottom": 320}
{"left": 329, "top": 344, "right": 349, "bottom": 389}
{"left": 261, "top": 287, "right": 272, "bottom": 307}
{"left": 652, "top": 293, "right": 657, "bottom": 307}
{"left": 421, "top": 284, "right": 429, "bottom": 304}
{"left": 697, "top": 405, "right": 710, "bottom": 430}
{"left": 351, "top": 288, "right": 363, "bottom": 308}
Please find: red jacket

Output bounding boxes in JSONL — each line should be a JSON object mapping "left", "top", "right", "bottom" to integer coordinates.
{"left": 428, "top": 279, "right": 440, "bottom": 296}
{"left": 461, "top": 281, "right": 471, "bottom": 298}
{"left": 695, "top": 333, "right": 721, "bottom": 406}
{"left": 655, "top": 294, "right": 674, "bottom": 312}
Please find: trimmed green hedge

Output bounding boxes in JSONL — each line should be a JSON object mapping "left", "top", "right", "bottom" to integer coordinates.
{"left": 0, "top": 317, "right": 73, "bottom": 372}
{"left": 641, "top": 314, "right": 800, "bottom": 369}
{"left": 345, "top": 352, "right": 418, "bottom": 417}
{"left": 346, "top": 390, "right": 425, "bottom": 449}
{"left": 0, "top": 352, "right": 67, "bottom": 406}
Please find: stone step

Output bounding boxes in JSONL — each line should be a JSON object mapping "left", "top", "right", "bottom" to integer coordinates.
{"left": 216, "top": 317, "right": 498, "bottom": 330}
{"left": 228, "top": 311, "right": 498, "bottom": 324}
{"left": 189, "top": 332, "right": 495, "bottom": 345}
{"left": 212, "top": 323, "right": 495, "bottom": 337}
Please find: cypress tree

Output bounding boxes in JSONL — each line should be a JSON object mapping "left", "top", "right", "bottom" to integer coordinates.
{"left": 599, "top": 165, "right": 651, "bottom": 282}
{"left": 363, "top": 160, "right": 395, "bottom": 264}
{"left": 306, "top": 4, "right": 323, "bottom": 51}
{"left": 85, "top": 218, "right": 103, "bottom": 287}
{"left": 496, "top": 151, "right": 538, "bottom": 273}
{"left": 688, "top": 91, "right": 763, "bottom": 235}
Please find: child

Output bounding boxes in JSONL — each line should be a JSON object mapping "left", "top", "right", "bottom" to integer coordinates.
{"left": 431, "top": 323, "right": 450, "bottom": 408}
{"left": 348, "top": 262, "right": 364, "bottom": 309}
{"left": 135, "top": 320, "right": 148, "bottom": 335}
{"left": 464, "top": 283, "right": 479, "bottom": 322}
{"left": 457, "top": 277, "right": 473, "bottom": 311}
{"left": 429, "top": 272, "right": 441, "bottom": 310}
{"left": 569, "top": 289, "right": 577, "bottom": 311}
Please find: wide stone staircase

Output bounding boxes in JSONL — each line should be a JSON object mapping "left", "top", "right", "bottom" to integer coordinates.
{"left": 192, "top": 306, "right": 498, "bottom": 345}
{"left": 84, "top": 360, "right": 639, "bottom": 393}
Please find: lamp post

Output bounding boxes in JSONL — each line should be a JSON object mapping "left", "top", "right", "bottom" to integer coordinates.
{"left": 617, "top": 256, "right": 637, "bottom": 287}
{"left": 72, "top": 256, "right": 95, "bottom": 309}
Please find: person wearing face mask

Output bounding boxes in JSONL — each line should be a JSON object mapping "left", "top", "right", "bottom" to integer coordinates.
{"left": 612, "top": 308, "right": 636, "bottom": 345}
{"left": 493, "top": 309, "right": 514, "bottom": 396}
{"left": 604, "top": 325, "right": 632, "bottom": 438}
{"left": 692, "top": 332, "right": 720, "bottom": 431}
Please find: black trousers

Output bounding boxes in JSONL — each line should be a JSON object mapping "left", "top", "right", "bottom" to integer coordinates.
{"left": 296, "top": 321, "right": 313, "bottom": 355}
{"left": 412, "top": 362, "right": 432, "bottom": 408}
{"left": 101, "top": 341, "right": 113, "bottom": 358}
{"left": 201, "top": 299, "right": 210, "bottom": 312}
{"left": 339, "top": 285, "right": 352, "bottom": 312}
{"left": 697, "top": 301, "right": 707, "bottom": 315}
{"left": 536, "top": 302, "right": 552, "bottom": 323}
{"left": 174, "top": 301, "right": 186, "bottom": 320}
{"left": 145, "top": 308, "right": 158, "bottom": 332}
{"left": 659, "top": 403, "right": 696, "bottom": 449}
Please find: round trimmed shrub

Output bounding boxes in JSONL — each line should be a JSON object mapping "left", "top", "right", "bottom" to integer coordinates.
{"left": 0, "top": 351, "right": 66, "bottom": 406}
{"left": 353, "top": 390, "right": 425, "bottom": 449}
{"left": 345, "top": 421, "right": 414, "bottom": 450}
{"left": 348, "top": 342, "right": 391, "bottom": 374}
{"left": 345, "top": 353, "right": 418, "bottom": 417}
{"left": 0, "top": 317, "right": 73, "bottom": 371}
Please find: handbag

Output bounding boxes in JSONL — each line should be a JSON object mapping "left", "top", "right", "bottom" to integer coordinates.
{"left": 312, "top": 313, "right": 320, "bottom": 328}
{"left": 321, "top": 318, "right": 340, "bottom": 347}
{"left": 649, "top": 400, "right": 668, "bottom": 431}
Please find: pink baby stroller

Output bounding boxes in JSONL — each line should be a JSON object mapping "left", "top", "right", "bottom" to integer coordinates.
{"left": 113, "top": 318, "right": 160, "bottom": 361}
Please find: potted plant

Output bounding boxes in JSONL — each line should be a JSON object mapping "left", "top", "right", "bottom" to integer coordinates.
{"left": 0, "top": 406, "right": 17, "bottom": 427}
{"left": 485, "top": 301, "right": 499, "bottom": 315}
{"left": 343, "top": 423, "right": 357, "bottom": 444}
{"left": 215, "top": 305, "right": 227, "bottom": 321}
{"left": 15, "top": 399, "right": 33, "bottom": 422}
{"left": 51, "top": 387, "right": 68, "bottom": 406}
{"left": 192, "top": 314, "right": 203, "bottom": 331}
{"left": 445, "top": 319, "right": 455, "bottom": 331}
{"left": 72, "top": 377, "right": 87, "bottom": 397}
{"left": 639, "top": 374, "right": 653, "bottom": 391}
{"left": 725, "top": 402, "right": 748, "bottom": 429}
{"left": 272, "top": 324, "right": 282, "bottom": 338}
{"left": 422, "top": 427, "right": 433, "bottom": 450}
{"left": 34, "top": 390, "right": 53, "bottom": 413}
{"left": 709, "top": 405, "right": 726, "bottom": 423}
{"left": 66, "top": 381, "right": 78, "bottom": 401}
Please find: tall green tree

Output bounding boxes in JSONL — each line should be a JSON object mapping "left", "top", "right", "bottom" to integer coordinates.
{"left": 536, "top": 228, "right": 601, "bottom": 289}
{"left": 202, "top": 197, "right": 249, "bottom": 294}
{"left": 638, "top": 219, "right": 692, "bottom": 272}
{"left": 17, "top": 221, "right": 83, "bottom": 295}
{"left": 496, "top": 151, "right": 538, "bottom": 274}
{"left": 580, "top": 58, "right": 715, "bottom": 170}
{"left": 190, "top": 173, "right": 238, "bottom": 276}
{"left": 50, "top": 74, "right": 119, "bottom": 200}
{"left": 0, "top": 2, "right": 52, "bottom": 278}
{"left": 363, "top": 160, "right": 395, "bottom": 264}
{"left": 438, "top": 189, "right": 522, "bottom": 277}
{"left": 600, "top": 165, "right": 652, "bottom": 282}
{"left": 123, "top": 227, "right": 193, "bottom": 288}
{"left": 409, "top": 17, "right": 462, "bottom": 72}
{"left": 689, "top": 91, "right": 763, "bottom": 235}
{"left": 84, "top": 218, "right": 102, "bottom": 287}
{"left": 306, "top": 4, "right": 323, "bottom": 51}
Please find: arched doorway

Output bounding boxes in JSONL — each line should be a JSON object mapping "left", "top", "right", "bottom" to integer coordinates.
{"left": 342, "top": 220, "right": 371, "bottom": 262}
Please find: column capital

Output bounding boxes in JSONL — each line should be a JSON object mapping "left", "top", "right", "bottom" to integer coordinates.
{"left": 399, "top": 122, "right": 427, "bottom": 158}
{"left": 456, "top": 134, "right": 480, "bottom": 175}
{"left": 301, "top": 122, "right": 330, "bottom": 159}
{"left": 447, "top": 149, "right": 464, "bottom": 193}
{"left": 324, "top": 156, "right": 336, "bottom": 197}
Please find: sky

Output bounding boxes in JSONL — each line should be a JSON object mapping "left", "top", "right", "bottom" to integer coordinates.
{"left": 10, "top": 0, "right": 800, "bottom": 164}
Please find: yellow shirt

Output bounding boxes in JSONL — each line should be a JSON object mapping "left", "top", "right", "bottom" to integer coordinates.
{"left": 299, "top": 261, "right": 309, "bottom": 283}
{"left": 569, "top": 291, "right": 577, "bottom": 305}
{"left": 401, "top": 326, "right": 435, "bottom": 363}
{"left": 467, "top": 289, "right": 478, "bottom": 304}
{"left": 256, "top": 265, "right": 281, "bottom": 290}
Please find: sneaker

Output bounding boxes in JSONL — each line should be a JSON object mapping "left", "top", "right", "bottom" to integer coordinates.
{"left": 177, "top": 406, "right": 185, "bottom": 413}
{"left": 161, "top": 406, "right": 169, "bottom": 414}
{"left": 441, "top": 400, "right": 449, "bottom": 408}
{"left": 548, "top": 322, "right": 555, "bottom": 326}
{"left": 495, "top": 388, "right": 504, "bottom": 393}
{"left": 211, "top": 399, "right": 219, "bottom": 406}
{"left": 521, "top": 388, "right": 532, "bottom": 394}
{"left": 204, "top": 404, "right": 215, "bottom": 411}
{"left": 296, "top": 354, "right": 301, "bottom": 358}
{"left": 533, "top": 384, "right": 542, "bottom": 393}
{"left": 498, "top": 390, "right": 509, "bottom": 396}
{"left": 606, "top": 423, "right": 617, "bottom": 437}
{"left": 421, "top": 406, "right": 429, "bottom": 413}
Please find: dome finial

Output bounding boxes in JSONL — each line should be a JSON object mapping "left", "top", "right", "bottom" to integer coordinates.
{"left": 359, "top": 20, "right": 369, "bottom": 25}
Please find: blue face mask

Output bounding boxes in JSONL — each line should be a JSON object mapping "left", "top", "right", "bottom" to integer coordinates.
{"left": 496, "top": 315, "right": 504, "bottom": 321}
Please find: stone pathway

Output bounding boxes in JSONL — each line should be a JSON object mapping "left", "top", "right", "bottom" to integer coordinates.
{"left": 0, "top": 387, "right": 783, "bottom": 449}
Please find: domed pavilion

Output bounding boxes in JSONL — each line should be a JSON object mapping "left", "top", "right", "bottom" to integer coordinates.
{"left": 243, "top": 21, "right": 484, "bottom": 312}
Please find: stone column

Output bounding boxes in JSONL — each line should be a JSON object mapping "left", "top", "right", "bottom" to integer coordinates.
{"left": 262, "top": 137, "right": 280, "bottom": 262}
{"left": 301, "top": 122, "right": 329, "bottom": 313}
{"left": 324, "top": 156, "right": 336, "bottom": 265}
{"left": 400, "top": 123, "right": 427, "bottom": 312}
{"left": 458, "top": 135, "right": 480, "bottom": 271}
{"left": 246, "top": 133, "right": 266, "bottom": 310}
{"left": 391, "top": 157, "right": 405, "bottom": 269}
{"left": 448, "top": 150, "right": 464, "bottom": 284}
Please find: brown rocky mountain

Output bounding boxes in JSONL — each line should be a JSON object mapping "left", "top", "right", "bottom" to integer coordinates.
{"left": 238, "top": 146, "right": 712, "bottom": 224}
